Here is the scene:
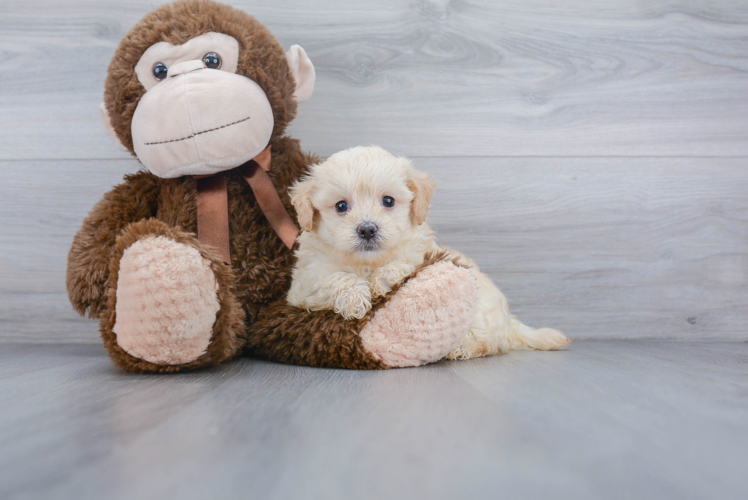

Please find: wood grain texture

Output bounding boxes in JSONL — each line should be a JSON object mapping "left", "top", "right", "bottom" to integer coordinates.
{"left": 1, "top": 341, "right": 747, "bottom": 499}
{"left": 1, "top": 157, "right": 746, "bottom": 343}
{"left": 0, "top": 0, "right": 747, "bottom": 159}
{"left": 1, "top": 0, "right": 746, "bottom": 343}
{"left": 426, "top": 156, "right": 748, "bottom": 340}
{"left": 2, "top": 3, "right": 746, "bottom": 496}
{"left": 0, "top": 160, "right": 140, "bottom": 343}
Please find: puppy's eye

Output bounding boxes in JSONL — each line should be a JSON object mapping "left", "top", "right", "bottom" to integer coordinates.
{"left": 203, "top": 52, "right": 222, "bottom": 69}
{"left": 382, "top": 196, "right": 395, "bottom": 208}
{"left": 335, "top": 201, "right": 349, "bottom": 213}
{"left": 152, "top": 62, "right": 168, "bottom": 81}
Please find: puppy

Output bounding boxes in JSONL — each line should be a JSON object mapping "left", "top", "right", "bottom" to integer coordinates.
{"left": 287, "top": 146, "right": 570, "bottom": 359}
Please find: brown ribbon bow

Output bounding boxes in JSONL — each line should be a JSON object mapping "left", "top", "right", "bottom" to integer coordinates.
{"left": 195, "top": 145, "right": 299, "bottom": 264}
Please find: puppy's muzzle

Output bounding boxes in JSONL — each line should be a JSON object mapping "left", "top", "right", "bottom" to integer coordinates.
{"left": 357, "top": 222, "right": 378, "bottom": 241}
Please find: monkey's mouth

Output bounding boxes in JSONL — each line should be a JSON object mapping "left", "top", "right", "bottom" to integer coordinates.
{"left": 144, "top": 116, "right": 251, "bottom": 146}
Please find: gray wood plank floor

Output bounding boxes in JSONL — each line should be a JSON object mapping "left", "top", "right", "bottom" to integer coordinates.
{"left": 1, "top": 341, "right": 747, "bottom": 500}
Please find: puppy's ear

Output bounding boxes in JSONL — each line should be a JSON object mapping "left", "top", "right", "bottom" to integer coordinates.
{"left": 290, "top": 176, "right": 316, "bottom": 232}
{"left": 407, "top": 168, "right": 436, "bottom": 225}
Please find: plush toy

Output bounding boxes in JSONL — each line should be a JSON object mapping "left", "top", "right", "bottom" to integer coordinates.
{"left": 67, "top": 0, "right": 477, "bottom": 373}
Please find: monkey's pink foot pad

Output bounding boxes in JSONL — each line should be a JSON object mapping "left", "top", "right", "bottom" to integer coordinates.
{"left": 360, "top": 261, "right": 477, "bottom": 368}
{"left": 113, "top": 236, "right": 221, "bottom": 365}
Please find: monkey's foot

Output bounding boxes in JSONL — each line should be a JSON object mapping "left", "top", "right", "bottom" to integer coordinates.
{"left": 113, "top": 236, "right": 220, "bottom": 365}
{"left": 101, "top": 219, "right": 245, "bottom": 373}
{"left": 359, "top": 261, "right": 477, "bottom": 368}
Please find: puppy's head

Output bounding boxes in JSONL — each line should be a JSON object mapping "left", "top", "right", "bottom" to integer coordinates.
{"left": 290, "top": 146, "right": 435, "bottom": 263}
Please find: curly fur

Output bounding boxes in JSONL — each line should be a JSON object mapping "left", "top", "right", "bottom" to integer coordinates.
{"left": 287, "top": 146, "right": 571, "bottom": 360}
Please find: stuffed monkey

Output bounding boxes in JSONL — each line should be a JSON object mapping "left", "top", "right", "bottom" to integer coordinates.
{"left": 66, "top": 0, "right": 477, "bottom": 373}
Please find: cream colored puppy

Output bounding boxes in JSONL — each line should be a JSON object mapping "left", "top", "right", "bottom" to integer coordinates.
{"left": 287, "top": 146, "right": 570, "bottom": 359}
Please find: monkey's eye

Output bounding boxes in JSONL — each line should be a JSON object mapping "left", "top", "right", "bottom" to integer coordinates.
{"left": 203, "top": 52, "right": 222, "bottom": 69}
{"left": 382, "top": 196, "right": 395, "bottom": 208}
{"left": 152, "top": 62, "right": 168, "bottom": 81}
{"left": 335, "top": 201, "right": 349, "bottom": 213}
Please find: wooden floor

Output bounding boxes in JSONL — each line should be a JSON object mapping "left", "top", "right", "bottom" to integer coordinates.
{"left": 1, "top": 341, "right": 746, "bottom": 500}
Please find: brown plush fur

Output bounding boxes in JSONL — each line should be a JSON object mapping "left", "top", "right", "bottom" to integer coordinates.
{"left": 66, "top": 0, "right": 379, "bottom": 373}
{"left": 67, "top": 0, "right": 469, "bottom": 373}
{"left": 67, "top": 134, "right": 328, "bottom": 372}
{"left": 67, "top": 171, "right": 160, "bottom": 318}
{"left": 244, "top": 251, "right": 461, "bottom": 369}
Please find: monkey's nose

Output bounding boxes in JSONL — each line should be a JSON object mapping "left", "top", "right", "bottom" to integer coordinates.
{"left": 169, "top": 59, "right": 206, "bottom": 77}
{"left": 357, "top": 222, "right": 378, "bottom": 241}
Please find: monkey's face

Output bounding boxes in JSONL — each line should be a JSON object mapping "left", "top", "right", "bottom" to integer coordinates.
{"left": 130, "top": 32, "right": 275, "bottom": 178}
{"left": 100, "top": 2, "right": 315, "bottom": 179}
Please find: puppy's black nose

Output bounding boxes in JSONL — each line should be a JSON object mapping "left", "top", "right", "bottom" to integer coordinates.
{"left": 357, "top": 222, "right": 378, "bottom": 241}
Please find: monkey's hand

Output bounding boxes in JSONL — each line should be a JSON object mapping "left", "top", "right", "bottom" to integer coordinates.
{"left": 370, "top": 262, "right": 416, "bottom": 298}
{"left": 67, "top": 172, "right": 160, "bottom": 318}
{"left": 246, "top": 255, "right": 478, "bottom": 369}
{"left": 325, "top": 272, "right": 372, "bottom": 320}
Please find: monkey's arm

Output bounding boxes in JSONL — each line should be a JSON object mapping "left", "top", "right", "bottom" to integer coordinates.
{"left": 245, "top": 253, "right": 477, "bottom": 369}
{"left": 66, "top": 171, "right": 161, "bottom": 318}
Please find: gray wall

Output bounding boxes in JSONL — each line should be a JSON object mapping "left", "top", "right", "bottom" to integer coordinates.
{"left": 1, "top": 0, "right": 746, "bottom": 343}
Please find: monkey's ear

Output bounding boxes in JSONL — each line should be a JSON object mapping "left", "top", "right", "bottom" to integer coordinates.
{"left": 289, "top": 176, "right": 316, "bottom": 232}
{"left": 286, "top": 45, "right": 315, "bottom": 103}
{"left": 407, "top": 167, "right": 436, "bottom": 225}
{"left": 99, "top": 103, "right": 128, "bottom": 152}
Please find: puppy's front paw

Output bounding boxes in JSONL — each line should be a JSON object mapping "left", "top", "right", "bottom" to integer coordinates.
{"left": 332, "top": 279, "right": 372, "bottom": 320}
{"left": 370, "top": 262, "right": 416, "bottom": 297}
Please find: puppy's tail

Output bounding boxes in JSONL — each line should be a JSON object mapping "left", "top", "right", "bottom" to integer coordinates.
{"left": 510, "top": 317, "right": 571, "bottom": 351}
